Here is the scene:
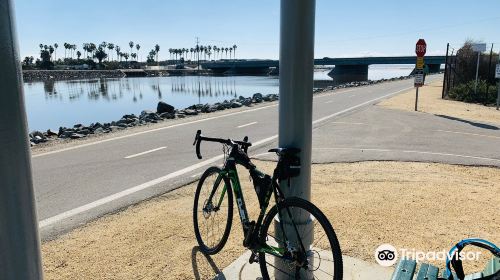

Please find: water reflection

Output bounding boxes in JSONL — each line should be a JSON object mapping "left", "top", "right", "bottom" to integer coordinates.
{"left": 25, "top": 76, "right": 279, "bottom": 131}
{"left": 40, "top": 76, "right": 240, "bottom": 103}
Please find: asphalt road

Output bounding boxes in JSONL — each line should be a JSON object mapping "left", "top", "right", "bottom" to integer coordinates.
{"left": 33, "top": 75, "right": 499, "bottom": 239}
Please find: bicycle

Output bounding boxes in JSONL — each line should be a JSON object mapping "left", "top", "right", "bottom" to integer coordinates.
{"left": 192, "top": 130, "right": 343, "bottom": 279}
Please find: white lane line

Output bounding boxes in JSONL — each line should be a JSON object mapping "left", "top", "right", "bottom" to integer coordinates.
{"left": 237, "top": 122, "right": 258, "bottom": 128}
{"left": 434, "top": 129, "right": 500, "bottom": 140}
{"left": 330, "top": 121, "right": 367, "bottom": 125}
{"left": 124, "top": 146, "right": 166, "bottom": 159}
{"left": 325, "top": 100, "right": 334, "bottom": 104}
{"left": 32, "top": 88, "right": 365, "bottom": 159}
{"left": 312, "top": 87, "right": 412, "bottom": 125}
{"left": 38, "top": 87, "right": 408, "bottom": 228}
{"left": 191, "top": 172, "right": 203, "bottom": 178}
{"left": 313, "top": 147, "right": 500, "bottom": 163}
{"left": 252, "top": 152, "right": 274, "bottom": 158}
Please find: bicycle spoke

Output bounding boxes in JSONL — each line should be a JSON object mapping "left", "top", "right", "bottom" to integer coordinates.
{"left": 265, "top": 260, "right": 295, "bottom": 278}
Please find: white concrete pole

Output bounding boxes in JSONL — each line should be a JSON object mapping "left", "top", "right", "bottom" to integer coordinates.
{"left": 276, "top": 0, "right": 315, "bottom": 279}
{"left": 0, "top": 0, "right": 44, "bottom": 279}
{"left": 279, "top": 0, "right": 315, "bottom": 201}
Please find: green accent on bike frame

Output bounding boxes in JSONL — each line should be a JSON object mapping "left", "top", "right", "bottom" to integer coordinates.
{"left": 258, "top": 244, "right": 285, "bottom": 257}
{"left": 216, "top": 176, "right": 227, "bottom": 209}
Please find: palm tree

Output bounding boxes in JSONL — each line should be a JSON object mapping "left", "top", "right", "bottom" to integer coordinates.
{"left": 115, "top": 46, "right": 121, "bottom": 62}
{"left": 63, "top": 43, "right": 68, "bottom": 58}
{"left": 213, "top": 45, "right": 217, "bottom": 60}
{"left": 48, "top": 45, "right": 54, "bottom": 61}
{"left": 190, "top": 48, "right": 194, "bottom": 60}
{"left": 135, "top": 44, "right": 140, "bottom": 62}
{"left": 82, "top": 43, "right": 88, "bottom": 58}
{"left": 229, "top": 47, "right": 233, "bottom": 60}
{"left": 123, "top": 53, "right": 129, "bottom": 62}
{"left": 39, "top": 43, "right": 43, "bottom": 50}
{"left": 154, "top": 44, "right": 160, "bottom": 65}
{"left": 233, "top": 44, "right": 237, "bottom": 60}
{"left": 54, "top": 43, "right": 58, "bottom": 60}
{"left": 225, "top": 47, "right": 229, "bottom": 59}
{"left": 129, "top": 41, "right": 134, "bottom": 56}
{"left": 107, "top": 43, "right": 114, "bottom": 61}
{"left": 76, "top": 51, "right": 81, "bottom": 60}
{"left": 131, "top": 53, "right": 137, "bottom": 61}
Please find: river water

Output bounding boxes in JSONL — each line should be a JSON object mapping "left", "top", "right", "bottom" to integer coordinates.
{"left": 23, "top": 65, "right": 414, "bottom": 131}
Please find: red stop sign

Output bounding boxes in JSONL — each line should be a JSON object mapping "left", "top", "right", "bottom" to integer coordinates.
{"left": 415, "top": 39, "right": 427, "bottom": 57}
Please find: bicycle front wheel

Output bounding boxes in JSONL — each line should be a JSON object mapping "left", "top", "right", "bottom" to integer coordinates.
{"left": 193, "top": 166, "right": 233, "bottom": 255}
{"left": 258, "top": 197, "right": 343, "bottom": 279}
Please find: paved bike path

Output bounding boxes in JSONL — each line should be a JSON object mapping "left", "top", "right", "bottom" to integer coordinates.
{"left": 34, "top": 76, "right": 454, "bottom": 238}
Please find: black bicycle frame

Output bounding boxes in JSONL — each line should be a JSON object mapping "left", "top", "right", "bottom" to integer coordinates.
{"left": 203, "top": 146, "right": 287, "bottom": 256}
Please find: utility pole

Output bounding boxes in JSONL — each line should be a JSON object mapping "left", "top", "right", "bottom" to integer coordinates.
{"left": 278, "top": 0, "right": 315, "bottom": 278}
{"left": 474, "top": 51, "right": 480, "bottom": 95}
{"left": 0, "top": 0, "right": 44, "bottom": 279}
{"left": 497, "top": 55, "right": 500, "bottom": 110}
{"left": 442, "top": 43, "right": 449, "bottom": 99}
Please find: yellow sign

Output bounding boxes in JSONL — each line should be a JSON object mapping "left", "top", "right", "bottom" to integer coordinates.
{"left": 416, "top": 57, "right": 424, "bottom": 69}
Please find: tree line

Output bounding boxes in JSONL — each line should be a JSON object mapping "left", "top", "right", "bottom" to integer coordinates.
{"left": 167, "top": 44, "right": 238, "bottom": 62}
{"left": 23, "top": 41, "right": 238, "bottom": 70}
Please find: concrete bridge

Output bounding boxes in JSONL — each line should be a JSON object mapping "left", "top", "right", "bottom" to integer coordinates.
{"left": 201, "top": 56, "right": 447, "bottom": 83}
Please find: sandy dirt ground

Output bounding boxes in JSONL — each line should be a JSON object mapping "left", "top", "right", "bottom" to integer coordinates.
{"left": 379, "top": 79, "right": 500, "bottom": 125}
{"left": 41, "top": 160, "right": 499, "bottom": 279}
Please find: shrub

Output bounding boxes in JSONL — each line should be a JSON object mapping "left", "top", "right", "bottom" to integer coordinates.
{"left": 448, "top": 79, "right": 498, "bottom": 105}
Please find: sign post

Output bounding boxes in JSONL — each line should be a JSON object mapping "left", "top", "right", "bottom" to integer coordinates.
{"left": 472, "top": 43, "right": 487, "bottom": 95}
{"left": 496, "top": 63, "right": 500, "bottom": 110}
{"left": 414, "top": 39, "right": 426, "bottom": 111}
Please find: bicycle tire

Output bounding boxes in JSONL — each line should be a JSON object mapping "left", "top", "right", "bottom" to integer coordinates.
{"left": 193, "top": 166, "right": 233, "bottom": 255}
{"left": 258, "top": 197, "right": 343, "bottom": 279}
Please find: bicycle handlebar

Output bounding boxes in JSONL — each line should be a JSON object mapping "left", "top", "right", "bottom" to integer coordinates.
{"left": 193, "top": 130, "right": 252, "bottom": 159}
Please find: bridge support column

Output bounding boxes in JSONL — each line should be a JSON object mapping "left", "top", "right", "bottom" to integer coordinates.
{"left": 428, "top": 64, "right": 441, "bottom": 73}
{"left": 328, "top": 65, "right": 369, "bottom": 84}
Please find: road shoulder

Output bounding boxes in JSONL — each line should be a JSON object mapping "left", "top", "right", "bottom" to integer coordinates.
{"left": 378, "top": 79, "right": 500, "bottom": 126}
{"left": 41, "top": 160, "right": 500, "bottom": 279}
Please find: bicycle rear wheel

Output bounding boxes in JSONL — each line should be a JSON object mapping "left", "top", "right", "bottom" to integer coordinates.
{"left": 258, "top": 197, "right": 343, "bottom": 279}
{"left": 193, "top": 166, "right": 233, "bottom": 255}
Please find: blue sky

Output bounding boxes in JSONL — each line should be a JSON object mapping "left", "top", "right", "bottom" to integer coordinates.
{"left": 14, "top": 0, "right": 500, "bottom": 60}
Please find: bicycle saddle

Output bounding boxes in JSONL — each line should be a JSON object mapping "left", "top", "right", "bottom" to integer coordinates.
{"left": 268, "top": 147, "right": 301, "bottom": 156}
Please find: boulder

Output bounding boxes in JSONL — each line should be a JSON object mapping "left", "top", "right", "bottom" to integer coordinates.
{"left": 184, "top": 109, "right": 198, "bottom": 116}
{"left": 94, "top": 127, "right": 105, "bottom": 134}
{"left": 157, "top": 101, "right": 175, "bottom": 114}
{"left": 159, "top": 112, "right": 175, "bottom": 119}
{"left": 46, "top": 129, "right": 58, "bottom": 137}
{"left": 70, "top": 133, "right": 86, "bottom": 139}
{"left": 241, "top": 98, "right": 252, "bottom": 106}
{"left": 231, "top": 101, "right": 242, "bottom": 108}
{"left": 252, "top": 93, "right": 263, "bottom": 103}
